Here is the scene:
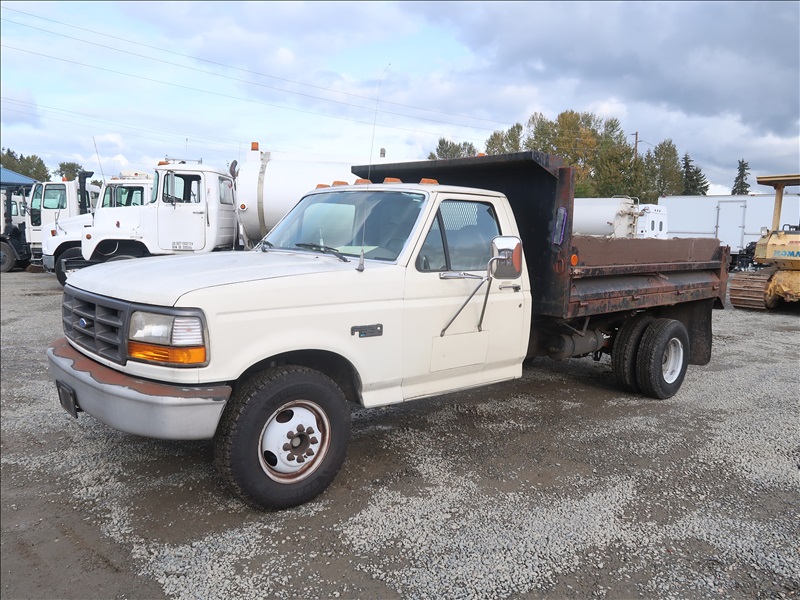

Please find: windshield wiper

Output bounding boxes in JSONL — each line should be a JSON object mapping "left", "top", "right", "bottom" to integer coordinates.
{"left": 259, "top": 240, "right": 274, "bottom": 252}
{"left": 295, "top": 243, "right": 350, "bottom": 262}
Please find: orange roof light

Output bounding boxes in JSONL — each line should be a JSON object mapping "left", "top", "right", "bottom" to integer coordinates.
{"left": 383, "top": 177, "right": 402, "bottom": 183}
{"left": 158, "top": 161, "right": 169, "bottom": 166}
{"left": 251, "top": 142, "right": 259, "bottom": 151}
{"left": 354, "top": 178, "right": 371, "bottom": 185}
{"left": 331, "top": 180, "right": 348, "bottom": 186}
{"left": 420, "top": 178, "right": 438, "bottom": 184}
{"left": 315, "top": 183, "right": 330, "bottom": 189}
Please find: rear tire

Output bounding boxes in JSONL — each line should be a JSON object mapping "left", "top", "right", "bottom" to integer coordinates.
{"left": 635, "top": 318, "right": 690, "bottom": 400}
{"left": 0, "top": 241, "right": 15, "bottom": 273}
{"left": 611, "top": 314, "right": 654, "bottom": 393}
{"left": 55, "top": 247, "right": 84, "bottom": 286}
{"left": 214, "top": 366, "right": 351, "bottom": 510}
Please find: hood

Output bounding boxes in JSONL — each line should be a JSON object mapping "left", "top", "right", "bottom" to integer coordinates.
{"left": 67, "top": 250, "right": 378, "bottom": 306}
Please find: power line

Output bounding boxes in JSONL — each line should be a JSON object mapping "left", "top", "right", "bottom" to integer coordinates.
{"left": 0, "top": 7, "right": 514, "bottom": 130}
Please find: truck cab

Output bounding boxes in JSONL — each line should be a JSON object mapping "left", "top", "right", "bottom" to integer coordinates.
{"left": 79, "top": 160, "right": 236, "bottom": 262}
{"left": 27, "top": 174, "right": 100, "bottom": 263}
{"left": 42, "top": 174, "right": 155, "bottom": 285}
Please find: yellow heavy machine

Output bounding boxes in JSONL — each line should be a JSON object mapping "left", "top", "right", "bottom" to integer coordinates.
{"left": 729, "top": 174, "right": 800, "bottom": 310}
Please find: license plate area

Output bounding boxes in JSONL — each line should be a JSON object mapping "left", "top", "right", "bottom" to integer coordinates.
{"left": 56, "top": 381, "right": 80, "bottom": 419}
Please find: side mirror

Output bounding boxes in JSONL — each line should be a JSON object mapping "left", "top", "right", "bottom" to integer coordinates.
{"left": 489, "top": 235, "right": 522, "bottom": 280}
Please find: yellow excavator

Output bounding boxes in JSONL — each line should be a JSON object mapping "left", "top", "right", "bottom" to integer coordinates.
{"left": 729, "top": 174, "right": 800, "bottom": 310}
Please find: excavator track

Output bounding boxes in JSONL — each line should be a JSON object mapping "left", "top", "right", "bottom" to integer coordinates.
{"left": 729, "top": 270, "right": 775, "bottom": 310}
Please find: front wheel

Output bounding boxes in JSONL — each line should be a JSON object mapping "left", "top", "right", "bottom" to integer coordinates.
{"left": 214, "top": 366, "right": 351, "bottom": 510}
{"left": 635, "top": 319, "right": 690, "bottom": 400}
{"left": 55, "top": 247, "right": 84, "bottom": 286}
{"left": 0, "top": 241, "right": 15, "bottom": 273}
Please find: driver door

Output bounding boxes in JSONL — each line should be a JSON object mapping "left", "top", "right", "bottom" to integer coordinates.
{"left": 157, "top": 172, "right": 206, "bottom": 251}
{"left": 402, "top": 196, "right": 528, "bottom": 400}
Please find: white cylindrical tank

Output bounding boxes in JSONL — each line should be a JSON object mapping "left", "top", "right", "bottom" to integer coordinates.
{"left": 234, "top": 142, "right": 354, "bottom": 247}
{"left": 573, "top": 196, "right": 639, "bottom": 238}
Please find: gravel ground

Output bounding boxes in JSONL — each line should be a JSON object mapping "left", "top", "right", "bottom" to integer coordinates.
{"left": 1, "top": 269, "right": 799, "bottom": 600}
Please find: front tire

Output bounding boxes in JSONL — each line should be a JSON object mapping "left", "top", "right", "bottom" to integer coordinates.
{"left": 55, "top": 247, "right": 84, "bottom": 286}
{"left": 635, "top": 319, "right": 690, "bottom": 399}
{"left": 214, "top": 366, "right": 351, "bottom": 510}
{"left": 0, "top": 241, "right": 15, "bottom": 273}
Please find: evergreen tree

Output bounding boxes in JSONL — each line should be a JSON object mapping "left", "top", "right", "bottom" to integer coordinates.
{"left": 731, "top": 159, "right": 751, "bottom": 195}
{"left": 681, "top": 153, "right": 709, "bottom": 195}
{"left": 54, "top": 161, "right": 85, "bottom": 181}
{"left": 1, "top": 147, "right": 50, "bottom": 181}
{"left": 642, "top": 140, "right": 683, "bottom": 203}
{"left": 427, "top": 138, "right": 477, "bottom": 160}
{"left": 484, "top": 123, "right": 523, "bottom": 155}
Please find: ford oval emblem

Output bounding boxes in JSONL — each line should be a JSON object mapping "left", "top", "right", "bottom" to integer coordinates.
{"left": 78, "top": 318, "right": 93, "bottom": 328}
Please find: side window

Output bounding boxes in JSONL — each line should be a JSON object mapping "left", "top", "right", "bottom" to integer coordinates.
{"left": 43, "top": 184, "right": 67, "bottom": 209}
{"left": 150, "top": 172, "right": 160, "bottom": 204}
{"left": 219, "top": 178, "right": 234, "bottom": 205}
{"left": 102, "top": 187, "right": 114, "bottom": 208}
{"left": 417, "top": 200, "right": 500, "bottom": 272}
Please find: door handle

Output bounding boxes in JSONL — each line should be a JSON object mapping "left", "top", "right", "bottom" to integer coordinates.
{"left": 499, "top": 283, "right": 521, "bottom": 291}
{"left": 192, "top": 211, "right": 205, "bottom": 215}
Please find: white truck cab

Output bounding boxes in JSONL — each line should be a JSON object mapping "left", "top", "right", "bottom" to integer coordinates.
{"left": 42, "top": 174, "right": 154, "bottom": 284}
{"left": 27, "top": 175, "right": 100, "bottom": 262}
{"left": 79, "top": 160, "right": 236, "bottom": 262}
{"left": 48, "top": 180, "right": 527, "bottom": 510}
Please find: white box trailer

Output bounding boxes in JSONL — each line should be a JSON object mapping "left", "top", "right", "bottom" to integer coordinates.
{"left": 659, "top": 194, "right": 800, "bottom": 267}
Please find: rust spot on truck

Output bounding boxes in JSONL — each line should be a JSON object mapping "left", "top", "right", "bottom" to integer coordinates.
{"left": 50, "top": 338, "right": 231, "bottom": 401}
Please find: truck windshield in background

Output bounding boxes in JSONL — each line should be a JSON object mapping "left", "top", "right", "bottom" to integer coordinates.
{"left": 264, "top": 189, "right": 428, "bottom": 262}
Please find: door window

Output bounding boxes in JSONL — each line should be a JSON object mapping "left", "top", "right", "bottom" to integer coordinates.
{"left": 417, "top": 200, "right": 500, "bottom": 272}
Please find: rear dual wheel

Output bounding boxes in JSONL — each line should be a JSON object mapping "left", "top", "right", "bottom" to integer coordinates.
{"left": 635, "top": 319, "right": 690, "bottom": 400}
{"left": 612, "top": 316, "right": 689, "bottom": 399}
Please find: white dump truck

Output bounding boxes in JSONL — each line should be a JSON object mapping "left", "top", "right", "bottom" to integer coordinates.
{"left": 47, "top": 151, "right": 729, "bottom": 511}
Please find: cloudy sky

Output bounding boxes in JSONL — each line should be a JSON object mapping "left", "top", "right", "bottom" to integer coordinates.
{"left": 1, "top": 1, "right": 798, "bottom": 199}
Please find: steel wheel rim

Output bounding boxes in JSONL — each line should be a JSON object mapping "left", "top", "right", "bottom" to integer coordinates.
{"left": 258, "top": 399, "right": 330, "bottom": 483}
{"left": 662, "top": 338, "right": 684, "bottom": 384}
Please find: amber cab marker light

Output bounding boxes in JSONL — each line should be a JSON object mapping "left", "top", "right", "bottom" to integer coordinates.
{"left": 420, "top": 178, "right": 439, "bottom": 184}
{"left": 354, "top": 178, "right": 371, "bottom": 185}
{"left": 384, "top": 177, "right": 402, "bottom": 183}
{"left": 331, "top": 181, "right": 348, "bottom": 186}
{"left": 570, "top": 254, "right": 579, "bottom": 266}
{"left": 315, "top": 184, "right": 330, "bottom": 189}
{"left": 251, "top": 141, "right": 259, "bottom": 151}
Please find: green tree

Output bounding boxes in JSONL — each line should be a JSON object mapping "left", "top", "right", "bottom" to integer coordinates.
{"left": 484, "top": 123, "right": 523, "bottom": 155}
{"left": 731, "top": 159, "right": 751, "bottom": 195}
{"left": 1, "top": 147, "right": 50, "bottom": 181}
{"left": 54, "top": 161, "right": 84, "bottom": 181}
{"left": 427, "top": 138, "right": 477, "bottom": 160}
{"left": 641, "top": 140, "right": 683, "bottom": 203}
{"left": 681, "top": 153, "right": 709, "bottom": 195}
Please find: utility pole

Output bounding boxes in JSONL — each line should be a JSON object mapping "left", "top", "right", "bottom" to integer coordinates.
{"left": 633, "top": 131, "right": 639, "bottom": 158}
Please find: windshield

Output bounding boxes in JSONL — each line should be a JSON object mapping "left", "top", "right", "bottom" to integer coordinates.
{"left": 264, "top": 189, "right": 427, "bottom": 261}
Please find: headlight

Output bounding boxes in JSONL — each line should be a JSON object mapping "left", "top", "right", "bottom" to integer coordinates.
{"left": 128, "top": 311, "right": 207, "bottom": 366}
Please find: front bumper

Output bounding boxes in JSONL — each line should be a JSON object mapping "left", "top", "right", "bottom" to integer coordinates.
{"left": 47, "top": 338, "right": 231, "bottom": 440}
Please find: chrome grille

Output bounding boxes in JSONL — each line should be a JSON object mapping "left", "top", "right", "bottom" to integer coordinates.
{"left": 62, "top": 287, "right": 130, "bottom": 364}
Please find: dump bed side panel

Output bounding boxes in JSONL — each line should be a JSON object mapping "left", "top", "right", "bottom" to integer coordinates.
{"left": 567, "top": 236, "right": 729, "bottom": 318}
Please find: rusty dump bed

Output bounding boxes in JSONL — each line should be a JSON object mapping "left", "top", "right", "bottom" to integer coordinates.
{"left": 353, "top": 152, "right": 729, "bottom": 320}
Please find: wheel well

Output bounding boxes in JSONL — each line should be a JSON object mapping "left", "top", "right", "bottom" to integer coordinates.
{"left": 236, "top": 350, "right": 362, "bottom": 406}
{"left": 91, "top": 239, "right": 150, "bottom": 260}
{"left": 54, "top": 242, "right": 81, "bottom": 261}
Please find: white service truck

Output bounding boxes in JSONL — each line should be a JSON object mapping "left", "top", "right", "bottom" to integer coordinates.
{"left": 42, "top": 173, "right": 155, "bottom": 285}
{"left": 47, "top": 151, "right": 729, "bottom": 510}
{"left": 26, "top": 173, "right": 101, "bottom": 264}
{"left": 659, "top": 193, "right": 800, "bottom": 269}
{"left": 45, "top": 142, "right": 306, "bottom": 285}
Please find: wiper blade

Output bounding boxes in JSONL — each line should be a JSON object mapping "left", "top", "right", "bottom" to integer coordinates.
{"left": 259, "top": 240, "right": 274, "bottom": 252}
{"left": 295, "top": 243, "right": 350, "bottom": 262}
